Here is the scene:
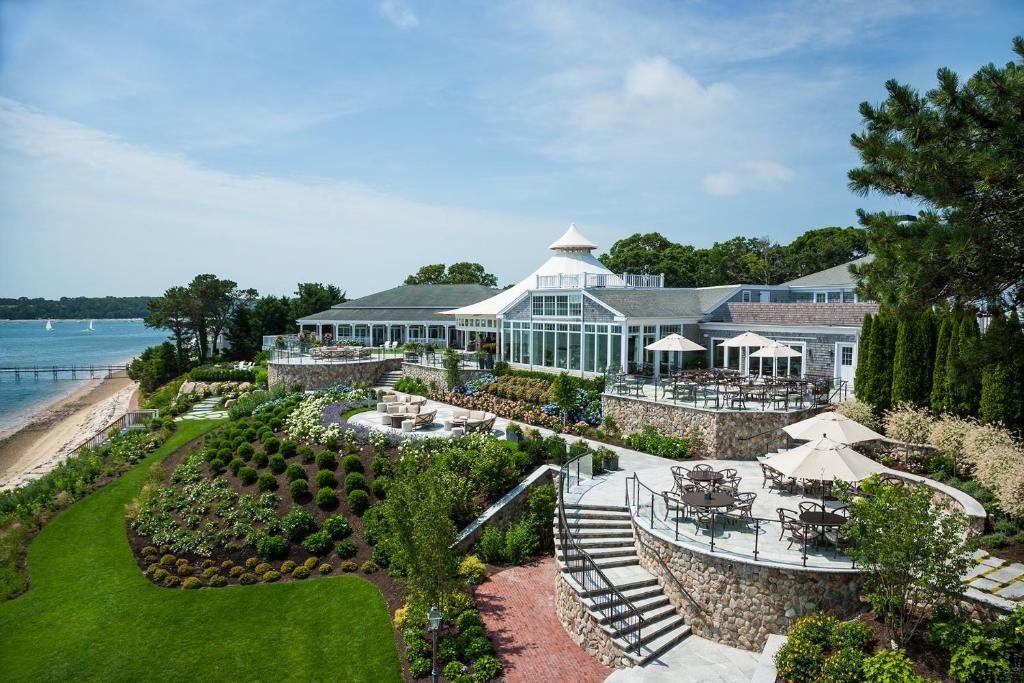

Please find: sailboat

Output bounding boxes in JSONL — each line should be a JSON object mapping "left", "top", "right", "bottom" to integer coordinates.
{"left": 45, "top": 319, "right": 53, "bottom": 332}
{"left": 86, "top": 320, "right": 95, "bottom": 332}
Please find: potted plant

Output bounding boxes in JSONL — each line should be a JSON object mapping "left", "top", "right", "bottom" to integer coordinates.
{"left": 475, "top": 350, "right": 488, "bottom": 369}
{"left": 597, "top": 446, "right": 618, "bottom": 471}
{"left": 505, "top": 422, "right": 523, "bottom": 443}
{"left": 591, "top": 448, "right": 604, "bottom": 475}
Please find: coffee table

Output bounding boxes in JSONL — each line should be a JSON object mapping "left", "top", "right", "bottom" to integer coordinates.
{"left": 388, "top": 414, "right": 406, "bottom": 429}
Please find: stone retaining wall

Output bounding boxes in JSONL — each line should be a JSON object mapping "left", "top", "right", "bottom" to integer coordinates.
{"left": 602, "top": 395, "right": 826, "bottom": 459}
{"left": 267, "top": 358, "right": 401, "bottom": 390}
{"left": 555, "top": 571, "right": 634, "bottom": 669}
{"left": 634, "top": 524, "right": 863, "bottom": 651}
{"left": 452, "top": 466, "right": 556, "bottom": 553}
{"left": 401, "top": 362, "right": 490, "bottom": 391}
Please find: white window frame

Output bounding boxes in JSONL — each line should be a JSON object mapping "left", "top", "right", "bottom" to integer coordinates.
{"left": 813, "top": 291, "right": 828, "bottom": 304}
{"left": 741, "top": 290, "right": 752, "bottom": 303}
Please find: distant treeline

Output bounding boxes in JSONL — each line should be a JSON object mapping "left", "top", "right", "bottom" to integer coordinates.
{"left": 0, "top": 296, "right": 154, "bottom": 320}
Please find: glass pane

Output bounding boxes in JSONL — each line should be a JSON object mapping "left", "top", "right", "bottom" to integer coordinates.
{"left": 601, "top": 333, "right": 612, "bottom": 372}
{"left": 544, "top": 331, "right": 555, "bottom": 366}
{"left": 532, "top": 329, "right": 543, "bottom": 365}
{"left": 567, "top": 330, "right": 579, "bottom": 370}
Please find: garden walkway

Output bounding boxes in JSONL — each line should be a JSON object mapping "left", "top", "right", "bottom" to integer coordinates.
{"left": 174, "top": 396, "right": 228, "bottom": 421}
{"left": 475, "top": 557, "right": 611, "bottom": 683}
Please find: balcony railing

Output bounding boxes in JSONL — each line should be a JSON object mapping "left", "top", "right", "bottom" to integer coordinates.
{"left": 534, "top": 272, "right": 665, "bottom": 290}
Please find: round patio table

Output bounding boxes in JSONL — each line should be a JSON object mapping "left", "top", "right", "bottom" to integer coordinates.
{"left": 388, "top": 414, "right": 407, "bottom": 429}
{"left": 686, "top": 470, "right": 724, "bottom": 485}
{"left": 798, "top": 511, "right": 846, "bottom": 527}
{"left": 681, "top": 491, "right": 735, "bottom": 509}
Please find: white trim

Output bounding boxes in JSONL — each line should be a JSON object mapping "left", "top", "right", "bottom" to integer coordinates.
{"left": 698, "top": 322, "right": 861, "bottom": 335}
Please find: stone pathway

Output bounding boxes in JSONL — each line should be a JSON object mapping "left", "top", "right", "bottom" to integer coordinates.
{"left": 475, "top": 557, "right": 611, "bottom": 683}
{"left": 962, "top": 550, "right": 1024, "bottom": 610}
{"left": 174, "top": 397, "right": 228, "bottom": 421}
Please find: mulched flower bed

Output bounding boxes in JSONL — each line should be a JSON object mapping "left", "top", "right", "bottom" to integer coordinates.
{"left": 856, "top": 612, "right": 954, "bottom": 682}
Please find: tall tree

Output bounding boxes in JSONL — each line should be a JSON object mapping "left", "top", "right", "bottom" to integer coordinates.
{"left": 979, "top": 311, "right": 1024, "bottom": 432}
{"left": 290, "top": 283, "right": 345, "bottom": 320}
{"left": 890, "top": 317, "right": 920, "bottom": 406}
{"left": 916, "top": 310, "right": 937, "bottom": 404}
{"left": 854, "top": 313, "right": 874, "bottom": 399}
{"left": 598, "top": 232, "right": 704, "bottom": 287}
{"left": 848, "top": 37, "right": 1024, "bottom": 310}
{"left": 144, "top": 286, "right": 193, "bottom": 366}
{"left": 403, "top": 263, "right": 497, "bottom": 288}
{"left": 930, "top": 314, "right": 953, "bottom": 411}
{"left": 864, "top": 314, "right": 894, "bottom": 411}
{"left": 784, "top": 226, "right": 869, "bottom": 281}
{"left": 186, "top": 274, "right": 241, "bottom": 362}
{"left": 945, "top": 314, "right": 981, "bottom": 416}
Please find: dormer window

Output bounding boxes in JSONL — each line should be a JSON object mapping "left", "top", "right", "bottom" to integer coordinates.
{"left": 741, "top": 290, "right": 752, "bottom": 303}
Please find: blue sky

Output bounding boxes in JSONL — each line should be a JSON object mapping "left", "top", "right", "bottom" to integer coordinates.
{"left": 1, "top": 0, "right": 1021, "bottom": 298}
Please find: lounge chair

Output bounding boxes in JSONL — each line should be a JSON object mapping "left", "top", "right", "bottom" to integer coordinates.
{"left": 465, "top": 410, "right": 496, "bottom": 433}
{"left": 413, "top": 410, "right": 436, "bottom": 430}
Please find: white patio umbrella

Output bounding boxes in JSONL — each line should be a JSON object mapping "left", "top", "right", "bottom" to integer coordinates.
{"left": 761, "top": 436, "right": 887, "bottom": 504}
{"left": 719, "top": 332, "right": 775, "bottom": 375}
{"left": 644, "top": 334, "right": 706, "bottom": 381}
{"left": 749, "top": 340, "right": 802, "bottom": 377}
{"left": 783, "top": 411, "right": 885, "bottom": 444}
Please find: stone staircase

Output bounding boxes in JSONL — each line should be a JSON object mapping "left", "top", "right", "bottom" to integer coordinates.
{"left": 375, "top": 370, "right": 402, "bottom": 389}
{"left": 555, "top": 503, "right": 691, "bottom": 665}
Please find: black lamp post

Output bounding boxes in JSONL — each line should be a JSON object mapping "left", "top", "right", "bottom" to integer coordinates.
{"left": 428, "top": 605, "right": 441, "bottom": 683}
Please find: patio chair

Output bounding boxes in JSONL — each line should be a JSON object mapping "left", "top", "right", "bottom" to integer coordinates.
{"left": 777, "top": 508, "right": 821, "bottom": 549}
{"left": 719, "top": 468, "right": 738, "bottom": 480}
{"left": 717, "top": 477, "right": 741, "bottom": 495}
{"left": 725, "top": 492, "right": 757, "bottom": 526}
{"left": 692, "top": 507, "right": 716, "bottom": 534}
{"left": 466, "top": 411, "right": 496, "bottom": 433}
{"left": 690, "top": 463, "right": 713, "bottom": 473}
{"left": 412, "top": 410, "right": 436, "bottom": 430}
{"left": 799, "top": 501, "right": 824, "bottom": 515}
{"left": 759, "top": 462, "right": 774, "bottom": 489}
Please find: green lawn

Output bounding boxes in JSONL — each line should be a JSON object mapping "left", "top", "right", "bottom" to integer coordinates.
{"left": 0, "top": 421, "right": 402, "bottom": 683}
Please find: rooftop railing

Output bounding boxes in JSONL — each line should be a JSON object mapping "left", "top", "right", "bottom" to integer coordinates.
{"left": 535, "top": 272, "right": 665, "bottom": 290}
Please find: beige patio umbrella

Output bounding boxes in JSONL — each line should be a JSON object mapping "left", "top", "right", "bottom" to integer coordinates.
{"left": 645, "top": 334, "right": 706, "bottom": 380}
{"left": 783, "top": 411, "right": 885, "bottom": 444}
{"left": 761, "top": 437, "right": 887, "bottom": 494}
{"left": 749, "top": 340, "right": 802, "bottom": 376}
{"left": 719, "top": 332, "right": 775, "bottom": 375}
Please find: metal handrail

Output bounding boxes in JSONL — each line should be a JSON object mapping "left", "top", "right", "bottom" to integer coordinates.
{"left": 558, "top": 453, "right": 646, "bottom": 654}
{"left": 632, "top": 525, "right": 708, "bottom": 616}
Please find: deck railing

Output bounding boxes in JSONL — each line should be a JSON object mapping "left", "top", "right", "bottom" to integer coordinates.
{"left": 75, "top": 410, "right": 158, "bottom": 454}
{"left": 535, "top": 272, "right": 665, "bottom": 290}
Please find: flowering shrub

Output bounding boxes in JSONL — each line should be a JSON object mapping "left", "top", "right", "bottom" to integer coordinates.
{"left": 285, "top": 387, "right": 368, "bottom": 445}
{"left": 460, "top": 374, "right": 496, "bottom": 396}
{"left": 835, "top": 399, "right": 882, "bottom": 432}
{"left": 883, "top": 403, "right": 933, "bottom": 445}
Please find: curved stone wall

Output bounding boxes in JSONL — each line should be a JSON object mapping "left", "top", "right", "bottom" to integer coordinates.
{"left": 267, "top": 358, "right": 401, "bottom": 390}
{"left": 554, "top": 570, "right": 634, "bottom": 669}
{"left": 634, "top": 524, "right": 863, "bottom": 651}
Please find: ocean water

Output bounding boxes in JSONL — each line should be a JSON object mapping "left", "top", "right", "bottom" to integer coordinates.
{"left": 0, "top": 319, "right": 168, "bottom": 434}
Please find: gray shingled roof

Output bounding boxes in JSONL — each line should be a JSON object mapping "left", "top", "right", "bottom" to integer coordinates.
{"left": 588, "top": 286, "right": 739, "bottom": 318}
{"left": 298, "top": 284, "right": 498, "bottom": 323}
{"left": 782, "top": 255, "right": 873, "bottom": 288}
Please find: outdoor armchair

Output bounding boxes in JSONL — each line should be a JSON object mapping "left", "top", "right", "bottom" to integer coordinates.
{"left": 413, "top": 410, "right": 436, "bottom": 430}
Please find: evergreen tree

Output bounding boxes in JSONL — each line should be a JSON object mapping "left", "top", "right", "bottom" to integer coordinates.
{"left": 980, "top": 312, "right": 1024, "bottom": 433}
{"left": 930, "top": 315, "right": 952, "bottom": 411}
{"left": 854, "top": 313, "right": 873, "bottom": 399}
{"left": 865, "top": 314, "right": 894, "bottom": 412}
{"left": 945, "top": 314, "right": 980, "bottom": 416}
{"left": 917, "top": 310, "right": 937, "bottom": 404}
{"left": 890, "top": 316, "right": 919, "bottom": 406}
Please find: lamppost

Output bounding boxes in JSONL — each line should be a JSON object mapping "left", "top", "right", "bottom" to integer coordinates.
{"left": 428, "top": 605, "right": 441, "bottom": 683}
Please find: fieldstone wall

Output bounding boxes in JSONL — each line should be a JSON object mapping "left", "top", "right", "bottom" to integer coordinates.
{"left": 555, "top": 571, "right": 635, "bottom": 669}
{"left": 401, "top": 362, "right": 490, "bottom": 391}
{"left": 452, "top": 466, "right": 555, "bottom": 553}
{"left": 602, "top": 394, "right": 826, "bottom": 458}
{"left": 267, "top": 358, "right": 401, "bottom": 390}
{"left": 635, "top": 525, "right": 863, "bottom": 651}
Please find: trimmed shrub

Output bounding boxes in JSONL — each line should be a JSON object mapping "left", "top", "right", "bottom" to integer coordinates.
{"left": 261, "top": 570, "right": 281, "bottom": 583}
{"left": 152, "top": 568, "right": 169, "bottom": 581}
{"left": 162, "top": 575, "right": 181, "bottom": 587}
{"left": 229, "top": 566, "right": 244, "bottom": 578}
{"left": 255, "top": 535, "right": 289, "bottom": 560}
{"left": 340, "top": 560, "right": 358, "bottom": 572}
{"left": 208, "top": 458, "right": 226, "bottom": 474}
{"left": 472, "top": 655, "right": 502, "bottom": 682}
{"left": 285, "top": 462, "right": 307, "bottom": 482}
{"left": 409, "top": 657, "right": 431, "bottom": 679}
{"left": 344, "top": 472, "right": 367, "bottom": 494}
{"left": 263, "top": 436, "right": 280, "bottom": 454}
{"left": 280, "top": 560, "right": 297, "bottom": 574}
{"left": 819, "top": 648, "right": 865, "bottom": 683}
{"left": 318, "top": 563, "right": 333, "bottom": 574}
{"left": 257, "top": 473, "right": 278, "bottom": 492}
{"left": 336, "top": 539, "right": 358, "bottom": 559}
{"left": 456, "top": 610, "right": 484, "bottom": 631}
{"left": 281, "top": 507, "right": 317, "bottom": 541}
{"left": 323, "top": 515, "right": 353, "bottom": 539}
{"left": 297, "top": 445, "right": 315, "bottom": 463}
{"left": 255, "top": 562, "right": 273, "bottom": 575}
{"left": 237, "top": 442, "right": 254, "bottom": 460}
{"left": 220, "top": 559, "right": 235, "bottom": 570}
{"left": 316, "top": 451, "right": 337, "bottom": 470}
{"left": 159, "top": 553, "right": 176, "bottom": 566}
{"left": 291, "top": 565, "right": 310, "bottom": 579}
{"left": 464, "top": 637, "right": 493, "bottom": 659}
{"left": 316, "top": 487, "right": 338, "bottom": 508}
{"left": 252, "top": 451, "right": 269, "bottom": 468}
{"left": 316, "top": 469, "right": 338, "bottom": 488}
{"left": 142, "top": 545, "right": 158, "bottom": 556}
{"left": 280, "top": 439, "right": 297, "bottom": 457}
{"left": 209, "top": 574, "right": 227, "bottom": 588}
{"left": 361, "top": 560, "right": 379, "bottom": 574}
{"left": 342, "top": 454, "right": 364, "bottom": 474}
{"left": 458, "top": 555, "right": 487, "bottom": 584}
{"left": 289, "top": 478, "right": 310, "bottom": 499}
{"left": 176, "top": 564, "right": 193, "bottom": 577}
{"left": 244, "top": 556, "right": 259, "bottom": 569}
{"left": 303, "top": 556, "right": 318, "bottom": 570}
{"left": 268, "top": 454, "right": 286, "bottom": 474}
{"left": 372, "top": 475, "right": 392, "bottom": 499}
{"left": 228, "top": 458, "right": 245, "bottom": 475}
{"left": 238, "top": 466, "right": 258, "bottom": 485}
{"left": 477, "top": 528, "right": 503, "bottom": 565}
{"left": 348, "top": 489, "right": 369, "bottom": 515}
{"left": 302, "top": 530, "right": 333, "bottom": 556}
{"left": 371, "top": 456, "right": 393, "bottom": 477}
{"left": 182, "top": 577, "right": 201, "bottom": 590}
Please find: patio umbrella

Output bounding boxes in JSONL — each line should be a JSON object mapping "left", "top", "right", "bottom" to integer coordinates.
{"left": 719, "top": 332, "right": 775, "bottom": 375}
{"left": 762, "top": 436, "right": 887, "bottom": 503}
{"left": 749, "top": 340, "right": 802, "bottom": 376}
{"left": 646, "top": 333, "right": 707, "bottom": 383}
{"left": 783, "top": 411, "right": 885, "bottom": 444}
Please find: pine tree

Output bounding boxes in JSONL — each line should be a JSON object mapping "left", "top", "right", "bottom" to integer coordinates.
{"left": 854, "top": 313, "right": 874, "bottom": 400}
{"left": 891, "top": 316, "right": 924, "bottom": 406}
{"left": 930, "top": 315, "right": 952, "bottom": 411}
{"left": 865, "top": 313, "right": 894, "bottom": 412}
{"left": 917, "top": 310, "right": 936, "bottom": 404}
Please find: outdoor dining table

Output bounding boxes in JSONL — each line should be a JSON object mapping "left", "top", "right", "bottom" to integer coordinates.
{"left": 798, "top": 510, "right": 847, "bottom": 543}
{"left": 687, "top": 470, "right": 724, "bottom": 485}
{"left": 680, "top": 490, "right": 735, "bottom": 509}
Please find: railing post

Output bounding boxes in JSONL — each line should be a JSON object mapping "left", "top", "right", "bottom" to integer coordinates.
{"left": 802, "top": 529, "right": 808, "bottom": 567}
{"left": 710, "top": 513, "right": 715, "bottom": 552}
{"left": 650, "top": 493, "right": 654, "bottom": 527}
{"left": 753, "top": 519, "right": 760, "bottom": 561}
{"left": 674, "top": 505, "right": 679, "bottom": 541}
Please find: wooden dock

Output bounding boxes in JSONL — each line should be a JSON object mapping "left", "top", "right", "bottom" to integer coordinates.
{"left": 0, "top": 365, "right": 130, "bottom": 381}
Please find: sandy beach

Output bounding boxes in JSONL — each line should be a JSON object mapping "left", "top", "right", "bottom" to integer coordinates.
{"left": 0, "top": 371, "right": 139, "bottom": 490}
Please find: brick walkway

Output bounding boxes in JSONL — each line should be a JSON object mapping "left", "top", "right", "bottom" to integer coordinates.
{"left": 476, "top": 557, "right": 611, "bottom": 683}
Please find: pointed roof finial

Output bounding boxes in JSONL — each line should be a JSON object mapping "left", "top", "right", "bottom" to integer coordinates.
{"left": 549, "top": 223, "right": 598, "bottom": 252}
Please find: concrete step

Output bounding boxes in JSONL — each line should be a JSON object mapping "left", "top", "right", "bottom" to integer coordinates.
{"left": 561, "top": 519, "right": 633, "bottom": 530}
{"left": 562, "top": 528, "right": 633, "bottom": 539}
{"left": 564, "top": 503, "right": 630, "bottom": 513}
{"left": 572, "top": 536, "right": 637, "bottom": 549}
{"left": 557, "top": 547, "right": 636, "bottom": 561}
{"left": 598, "top": 598, "right": 675, "bottom": 626}
{"left": 617, "top": 621, "right": 693, "bottom": 666}
{"left": 583, "top": 585, "right": 666, "bottom": 610}
{"left": 563, "top": 554, "right": 640, "bottom": 571}
{"left": 606, "top": 604, "right": 680, "bottom": 637}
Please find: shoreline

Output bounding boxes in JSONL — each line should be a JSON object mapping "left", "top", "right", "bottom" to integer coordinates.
{"left": 0, "top": 372, "right": 140, "bottom": 491}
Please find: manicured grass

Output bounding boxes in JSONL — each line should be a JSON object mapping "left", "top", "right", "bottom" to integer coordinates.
{"left": 342, "top": 406, "right": 375, "bottom": 421}
{"left": 0, "top": 421, "right": 401, "bottom": 683}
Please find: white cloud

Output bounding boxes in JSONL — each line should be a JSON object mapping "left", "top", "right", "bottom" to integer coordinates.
{"left": 0, "top": 98, "right": 569, "bottom": 298}
{"left": 702, "top": 161, "right": 795, "bottom": 196}
{"left": 378, "top": 0, "right": 418, "bottom": 29}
